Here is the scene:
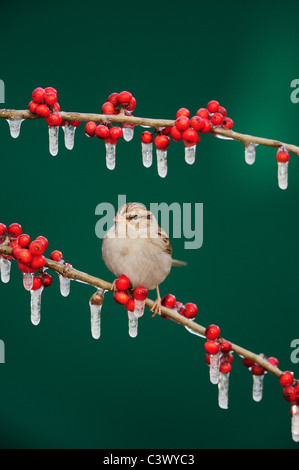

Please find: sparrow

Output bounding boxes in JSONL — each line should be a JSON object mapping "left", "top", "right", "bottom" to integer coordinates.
{"left": 102, "top": 202, "right": 186, "bottom": 315}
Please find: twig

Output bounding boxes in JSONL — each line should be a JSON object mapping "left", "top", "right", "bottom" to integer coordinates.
{"left": 0, "top": 244, "right": 287, "bottom": 379}
{"left": 1, "top": 108, "right": 299, "bottom": 156}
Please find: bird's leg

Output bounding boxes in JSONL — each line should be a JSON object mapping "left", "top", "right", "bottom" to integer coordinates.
{"left": 110, "top": 279, "right": 117, "bottom": 293}
{"left": 151, "top": 284, "right": 162, "bottom": 318}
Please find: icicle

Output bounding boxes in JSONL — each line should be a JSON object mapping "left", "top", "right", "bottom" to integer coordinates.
{"left": 127, "top": 310, "right": 138, "bottom": 338}
{"left": 291, "top": 405, "right": 299, "bottom": 442}
{"left": 252, "top": 375, "right": 264, "bottom": 402}
{"left": 157, "top": 149, "right": 168, "bottom": 178}
{"left": 48, "top": 126, "right": 59, "bottom": 156}
{"left": 209, "top": 353, "right": 220, "bottom": 384}
{"left": 245, "top": 142, "right": 257, "bottom": 165}
{"left": 0, "top": 256, "right": 11, "bottom": 283}
{"left": 142, "top": 142, "right": 153, "bottom": 168}
{"left": 23, "top": 272, "right": 34, "bottom": 291}
{"left": 30, "top": 286, "right": 44, "bottom": 326}
{"left": 59, "top": 275, "right": 71, "bottom": 297}
{"left": 89, "top": 289, "right": 104, "bottom": 339}
{"left": 134, "top": 299, "right": 145, "bottom": 318}
{"left": 184, "top": 319, "right": 205, "bottom": 338}
{"left": 62, "top": 123, "right": 76, "bottom": 150}
{"left": 184, "top": 145, "right": 196, "bottom": 165}
{"left": 105, "top": 142, "right": 116, "bottom": 170}
{"left": 277, "top": 161, "right": 289, "bottom": 190}
{"left": 214, "top": 134, "right": 234, "bottom": 141}
{"left": 6, "top": 119, "right": 24, "bottom": 138}
{"left": 218, "top": 372, "right": 230, "bottom": 409}
{"left": 122, "top": 125, "right": 135, "bottom": 142}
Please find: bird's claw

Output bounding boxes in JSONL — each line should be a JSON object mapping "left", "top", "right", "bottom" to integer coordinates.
{"left": 151, "top": 299, "right": 162, "bottom": 318}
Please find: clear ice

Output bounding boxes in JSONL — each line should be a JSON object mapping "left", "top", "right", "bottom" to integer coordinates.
{"left": 7, "top": 119, "right": 24, "bottom": 138}
{"left": 209, "top": 353, "right": 220, "bottom": 384}
{"left": 277, "top": 161, "right": 288, "bottom": 190}
{"left": 23, "top": 272, "right": 34, "bottom": 291}
{"left": 0, "top": 256, "right": 11, "bottom": 283}
{"left": 184, "top": 320, "right": 205, "bottom": 338}
{"left": 105, "top": 142, "right": 116, "bottom": 170}
{"left": 252, "top": 374, "right": 264, "bottom": 402}
{"left": 30, "top": 286, "right": 44, "bottom": 326}
{"left": 62, "top": 123, "right": 76, "bottom": 150}
{"left": 245, "top": 142, "right": 257, "bottom": 165}
{"left": 89, "top": 289, "right": 104, "bottom": 340}
{"left": 218, "top": 372, "right": 230, "bottom": 409}
{"left": 59, "top": 274, "right": 71, "bottom": 297}
{"left": 127, "top": 310, "right": 138, "bottom": 338}
{"left": 157, "top": 149, "right": 168, "bottom": 178}
{"left": 184, "top": 145, "right": 196, "bottom": 165}
{"left": 48, "top": 126, "right": 59, "bottom": 156}
{"left": 122, "top": 126, "right": 134, "bottom": 142}
{"left": 134, "top": 299, "right": 145, "bottom": 318}
{"left": 291, "top": 405, "right": 299, "bottom": 442}
{"left": 142, "top": 142, "right": 153, "bottom": 168}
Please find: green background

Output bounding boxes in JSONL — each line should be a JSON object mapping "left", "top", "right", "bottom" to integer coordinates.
{"left": 0, "top": 0, "right": 299, "bottom": 450}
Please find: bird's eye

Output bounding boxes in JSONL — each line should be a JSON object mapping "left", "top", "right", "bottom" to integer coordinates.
{"left": 132, "top": 214, "right": 138, "bottom": 220}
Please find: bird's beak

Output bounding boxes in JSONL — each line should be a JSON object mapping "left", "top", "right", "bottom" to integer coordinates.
{"left": 113, "top": 215, "right": 126, "bottom": 224}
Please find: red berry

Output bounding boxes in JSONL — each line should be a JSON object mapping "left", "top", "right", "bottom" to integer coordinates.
{"left": 283, "top": 386, "right": 298, "bottom": 403}
{"left": 28, "top": 100, "right": 38, "bottom": 114}
{"left": 204, "top": 340, "right": 220, "bottom": 355}
{"left": 50, "top": 250, "right": 63, "bottom": 262}
{"left": 44, "top": 87, "right": 57, "bottom": 96}
{"left": 279, "top": 371, "right": 294, "bottom": 386}
{"left": 31, "top": 276, "right": 42, "bottom": 291}
{"left": 220, "top": 362, "right": 231, "bottom": 374}
{"left": 218, "top": 106, "right": 227, "bottom": 117}
{"left": 70, "top": 121, "right": 81, "bottom": 127}
{"left": 127, "top": 96, "right": 136, "bottom": 112}
{"left": 108, "top": 92, "right": 119, "bottom": 107}
{"left": 46, "top": 112, "right": 62, "bottom": 127}
{"left": 154, "top": 135, "right": 170, "bottom": 150}
{"left": 182, "top": 128, "right": 199, "bottom": 146}
{"left": 223, "top": 117, "right": 234, "bottom": 129}
{"left": 36, "top": 104, "right": 51, "bottom": 118}
{"left": 30, "top": 255, "right": 46, "bottom": 270}
{"left": 161, "top": 127, "right": 172, "bottom": 136}
{"left": 18, "top": 262, "right": 35, "bottom": 274}
{"left": 276, "top": 151, "right": 290, "bottom": 163}
{"left": 134, "top": 286, "right": 148, "bottom": 301}
{"left": 32, "top": 87, "right": 45, "bottom": 103}
{"left": 183, "top": 302, "right": 198, "bottom": 319}
{"left": 170, "top": 125, "right": 182, "bottom": 142}
{"left": 17, "top": 249, "right": 32, "bottom": 264}
{"left": 211, "top": 112, "right": 224, "bottom": 126}
{"left": 53, "top": 102, "right": 61, "bottom": 112}
{"left": 8, "top": 223, "right": 22, "bottom": 238}
{"left": 95, "top": 125, "right": 110, "bottom": 140}
{"left": 18, "top": 234, "right": 30, "bottom": 247}
{"left": 196, "top": 108, "right": 209, "bottom": 119}
{"left": 44, "top": 92, "right": 57, "bottom": 106}
{"left": 141, "top": 131, "right": 153, "bottom": 144}
{"left": 176, "top": 108, "right": 190, "bottom": 118}
{"left": 242, "top": 357, "right": 255, "bottom": 368}
{"left": 175, "top": 301, "right": 184, "bottom": 310}
{"left": 118, "top": 91, "right": 133, "bottom": 107}
{"left": 251, "top": 364, "right": 264, "bottom": 376}
{"left": 29, "top": 240, "right": 46, "bottom": 256}
{"left": 0, "top": 223, "right": 7, "bottom": 236}
{"left": 205, "top": 324, "right": 220, "bottom": 340}
{"left": 221, "top": 352, "right": 234, "bottom": 364}
{"left": 85, "top": 121, "right": 97, "bottom": 137}
{"left": 220, "top": 340, "right": 232, "bottom": 353}
{"left": 114, "top": 291, "right": 129, "bottom": 305}
{"left": 267, "top": 356, "right": 279, "bottom": 367}
{"left": 110, "top": 126, "right": 123, "bottom": 141}
{"left": 200, "top": 119, "right": 212, "bottom": 134}
{"left": 190, "top": 116, "right": 205, "bottom": 131}
{"left": 102, "top": 102, "right": 115, "bottom": 114}
{"left": 205, "top": 353, "right": 211, "bottom": 365}
{"left": 162, "top": 294, "right": 176, "bottom": 309}
{"left": 35, "top": 236, "right": 48, "bottom": 249}
{"left": 125, "top": 298, "right": 135, "bottom": 311}
{"left": 40, "top": 272, "right": 52, "bottom": 288}
{"left": 175, "top": 115, "right": 190, "bottom": 131}
{"left": 12, "top": 245, "right": 22, "bottom": 259}
{"left": 207, "top": 100, "right": 219, "bottom": 113}
{"left": 115, "top": 274, "right": 130, "bottom": 291}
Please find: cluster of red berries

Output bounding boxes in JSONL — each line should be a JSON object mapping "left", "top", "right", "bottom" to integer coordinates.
{"left": 161, "top": 293, "right": 198, "bottom": 320}
{"left": 141, "top": 100, "right": 234, "bottom": 153}
{"left": 279, "top": 371, "right": 299, "bottom": 405}
{"left": 85, "top": 91, "right": 136, "bottom": 145}
{"left": 112, "top": 274, "right": 148, "bottom": 312}
{"left": 242, "top": 355, "right": 279, "bottom": 378}
{"left": 203, "top": 324, "right": 233, "bottom": 373}
{"left": 28, "top": 86, "right": 81, "bottom": 129}
{"left": 0, "top": 222, "right": 65, "bottom": 291}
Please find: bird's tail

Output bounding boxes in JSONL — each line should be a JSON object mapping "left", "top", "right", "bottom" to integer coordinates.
{"left": 172, "top": 259, "right": 187, "bottom": 267}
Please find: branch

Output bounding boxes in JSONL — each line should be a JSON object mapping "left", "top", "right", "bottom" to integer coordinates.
{"left": 0, "top": 244, "right": 287, "bottom": 379}
{"left": 1, "top": 108, "right": 299, "bottom": 157}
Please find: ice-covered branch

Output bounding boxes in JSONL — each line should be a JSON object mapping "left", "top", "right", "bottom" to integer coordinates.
{"left": 1, "top": 108, "right": 299, "bottom": 156}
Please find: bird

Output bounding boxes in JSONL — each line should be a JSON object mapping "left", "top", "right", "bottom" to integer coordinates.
{"left": 102, "top": 202, "right": 186, "bottom": 316}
